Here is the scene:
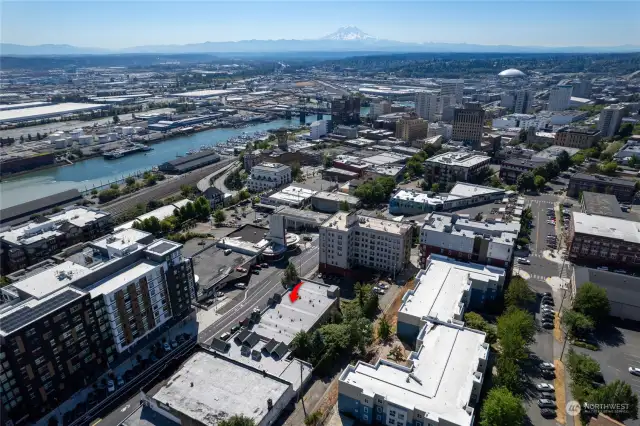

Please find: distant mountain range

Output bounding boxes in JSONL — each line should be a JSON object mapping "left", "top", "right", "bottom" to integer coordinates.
{"left": 2, "top": 27, "right": 639, "bottom": 56}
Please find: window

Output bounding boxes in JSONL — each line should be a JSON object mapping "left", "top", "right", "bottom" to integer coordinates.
{"left": 389, "top": 420, "right": 395, "bottom": 425}
{"left": 363, "top": 414, "right": 368, "bottom": 421}
{"left": 377, "top": 407, "right": 382, "bottom": 413}
{"left": 398, "top": 414, "right": 405, "bottom": 420}
{"left": 389, "top": 410, "right": 396, "bottom": 417}
{"left": 376, "top": 415, "right": 382, "bottom": 421}
{"left": 363, "top": 407, "right": 368, "bottom": 413}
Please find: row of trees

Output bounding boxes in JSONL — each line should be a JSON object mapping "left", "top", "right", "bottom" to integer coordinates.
{"left": 132, "top": 197, "right": 211, "bottom": 235}
{"left": 561, "top": 281, "right": 610, "bottom": 340}
{"left": 353, "top": 176, "right": 397, "bottom": 205}
{"left": 517, "top": 151, "right": 570, "bottom": 192}
{"left": 97, "top": 172, "right": 165, "bottom": 203}
{"left": 516, "top": 207, "right": 533, "bottom": 248}
{"left": 567, "top": 350, "right": 638, "bottom": 422}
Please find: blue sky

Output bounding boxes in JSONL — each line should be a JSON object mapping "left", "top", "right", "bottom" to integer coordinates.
{"left": 2, "top": 1, "right": 638, "bottom": 48}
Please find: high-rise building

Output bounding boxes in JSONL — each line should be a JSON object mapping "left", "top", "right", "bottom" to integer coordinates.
{"left": 439, "top": 94, "right": 457, "bottom": 114}
{"left": 500, "top": 92, "right": 515, "bottom": 110}
{"left": 369, "top": 100, "right": 391, "bottom": 119}
{"left": 440, "top": 79, "right": 464, "bottom": 104}
{"left": 415, "top": 91, "right": 439, "bottom": 121}
{"left": 452, "top": 102, "right": 485, "bottom": 149}
{"left": 598, "top": 104, "right": 626, "bottom": 138}
{"left": 514, "top": 90, "right": 533, "bottom": 114}
{"left": 395, "top": 114, "right": 428, "bottom": 142}
{"left": 571, "top": 80, "right": 592, "bottom": 98}
{"left": 548, "top": 85, "right": 573, "bottom": 111}
{"left": 331, "top": 96, "right": 361, "bottom": 126}
{"left": 319, "top": 211, "right": 412, "bottom": 278}
{"left": 310, "top": 120, "right": 329, "bottom": 139}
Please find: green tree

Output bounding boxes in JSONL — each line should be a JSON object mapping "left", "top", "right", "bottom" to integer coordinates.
{"left": 535, "top": 174, "right": 547, "bottom": 191}
{"left": 290, "top": 330, "right": 311, "bottom": 360}
{"left": 112, "top": 115, "right": 120, "bottom": 124}
{"left": 180, "top": 184, "right": 195, "bottom": 197}
{"left": 573, "top": 282, "right": 610, "bottom": 326}
{"left": 309, "top": 330, "right": 325, "bottom": 363}
{"left": 562, "top": 309, "right": 594, "bottom": 337}
{"left": 544, "top": 160, "right": 560, "bottom": 179}
{"left": 388, "top": 345, "right": 404, "bottom": 361}
{"left": 516, "top": 171, "right": 535, "bottom": 192}
{"left": 571, "top": 153, "right": 586, "bottom": 166}
{"left": 496, "top": 357, "right": 522, "bottom": 394}
{"left": 497, "top": 308, "right": 535, "bottom": 361}
{"left": 616, "top": 123, "right": 634, "bottom": 139}
{"left": 464, "top": 312, "right": 498, "bottom": 344}
{"left": 489, "top": 175, "right": 503, "bottom": 188}
{"left": 591, "top": 380, "right": 639, "bottom": 422}
{"left": 281, "top": 261, "right": 299, "bottom": 287}
{"left": 628, "top": 155, "right": 639, "bottom": 169}
{"left": 505, "top": 276, "right": 535, "bottom": 309}
{"left": 304, "top": 411, "right": 323, "bottom": 426}
{"left": 567, "top": 349, "right": 602, "bottom": 388}
{"left": 431, "top": 183, "right": 440, "bottom": 193}
{"left": 218, "top": 415, "right": 255, "bottom": 426}
{"left": 479, "top": 387, "right": 526, "bottom": 426}
{"left": 213, "top": 209, "right": 226, "bottom": 224}
{"left": 339, "top": 200, "right": 350, "bottom": 212}
{"left": 125, "top": 176, "right": 136, "bottom": 186}
{"left": 599, "top": 161, "right": 618, "bottom": 175}
{"left": 378, "top": 315, "right": 391, "bottom": 341}
{"left": 557, "top": 150, "right": 571, "bottom": 170}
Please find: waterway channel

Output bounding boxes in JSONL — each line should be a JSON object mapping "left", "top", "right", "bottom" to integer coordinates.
{"left": 1, "top": 109, "right": 368, "bottom": 208}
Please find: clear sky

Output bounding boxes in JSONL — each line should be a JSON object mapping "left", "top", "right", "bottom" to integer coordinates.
{"left": 2, "top": 1, "right": 638, "bottom": 48}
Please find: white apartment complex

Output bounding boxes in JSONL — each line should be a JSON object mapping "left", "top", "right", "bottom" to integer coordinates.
{"left": 419, "top": 212, "right": 519, "bottom": 269}
{"left": 310, "top": 120, "right": 329, "bottom": 139}
{"left": 319, "top": 212, "right": 412, "bottom": 277}
{"left": 415, "top": 91, "right": 439, "bottom": 121}
{"left": 247, "top": 162, "right": 292, "bottom": 192}
{"left": 598, "top": 104, "right": 625, "bottom": 138}
{"left": 548, "top": 85, "right": 573, "bottom": 111}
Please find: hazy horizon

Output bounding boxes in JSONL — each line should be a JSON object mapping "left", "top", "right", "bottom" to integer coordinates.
{"left": 2, "top": 1, "right": 639, "bottom": 49}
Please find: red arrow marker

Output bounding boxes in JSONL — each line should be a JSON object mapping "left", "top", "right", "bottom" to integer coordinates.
{"left": 290, "top": 281, "right": 303, "bottom": 303}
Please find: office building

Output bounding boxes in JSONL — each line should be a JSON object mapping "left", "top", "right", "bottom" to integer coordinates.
{"left": 246, "top": 162, "right": 292, "bottom": 192}
{"left": 0, "top": 206, "right": 113, "bottom": 273}
{"left": 571, "top": 80, "right": 592, "bottom": 98}
{"left": 427, "top": 122, "right": 453, "bottom": 140}
{"left": 567, "top": 173, "right": 636, "bottom": 202}
{"left": 311, "top": 191, "right": 361, "bottom": 213}
{"left": 568, "top": 212, "right": 640, "bottom": 268}
{"left": 501, "top": 92, "right": 515, "bottom": 110}
{"left": 338, "top": 321, "right": 488, "bottom": 426}
{"left": 397, "top": 255, "right": 506, "bottom": 341}
{"left": 424, "top": 152, "right": 491, "bottom": 187}
{"left": 310, "top": 120, "right": 329, "bottom": 139}
{"left": 514, "top": 89, "right": 533, "bottom": 114}
{"left": 598, "top": 104, "right": 626, "bottom": 138}
{"left": 548, "top": 85, "right": 573, "bottom": 111}
{"left": 0, "top": 229, "right": 196, "bottom": 424}
{"left": 331, "top": 96, "right": 361, "bottom": 126}
{"left": 335, "top": 125, "right": 358, "bottom": 139}
{"left": 452, "top": 102, "right": 485, "bottom": 149}
{"left": 499, "top": 157, "right": 551, "bottom": 184}
{"left": 492, "top": 113, "right": 538, "bottom": 130}
{"left": 440, "top": 79, "right": 464, "bottom": 103}
{"left": 415, "top": 92, "right": 439, "bottom": 121}
{"left": 554, "top": 126, "right": 601, "bottom": 149}
{"left": 419, "top": 212, "right": 519, "bottom": 269}
{"left": 369, "top": 100, "right": 391, "bottom": 119}
{"left": 319, "top": 211, "right": 412, "bottom": 277}
{"left": 389, "top": 183, "right": 505, "bottom": 215}
{"left": 395, "top": 114, "right": 428, "bottom": 142}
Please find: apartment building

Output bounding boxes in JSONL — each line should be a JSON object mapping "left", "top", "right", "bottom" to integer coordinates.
{"left": 310, "top": 120, "right": 329, "bottom": 139}
{"left": 554, "top": 126, "right": 601, "bottom": 149}
{"left": 319, "top": 212, "right": 412, "bottom": 278}
{"left": 0, "top": 206, "right": 113, "bottom": 273}
{"left": 0, "top": 229, "right": 196, "bottom": 424}
{"left": 246, "top": 162, "right": 292, "bottom": 192}
{"left": 452, "top": 102, "right": 485, "bottom": 149}
{"left": 568, "top": 212, "right": 640, "bottom": 268}
{"left": 424, "top": 152, "right": 491, "bottom": 187}
{"left": 514, "top": 89, "right": 533, "bottom": 114}
{"left": 419, "top": 212, "right": 519, "bottom": 269}
{"left": 338, "top": 321, "right": 488, "bottom": 426}
{"left": 397, "top": 255, "right": 506, "bottom": 342}
{"left": 389, "top": 183, "right": 505, "bottom": 215}
{"left": 567, "top": 173, "right": 636, "bottom": 203}
{"left": 598, "top": 104, "right": 626, "bottom": 138}
{"left": 499, "top": 157, "right": 550, "bottom": 184}
{"left": 548, "top": 85, "right": 573, "bottom": 111}
{"left": 415, "top": 91, "right": 439, "bottom": 121}
{"left": 369, "top": 100, "right": 391, "bottom": 120}
{"left": 395, "top": 114, "right": 428, "bottom": 142}
{"left": 440, "top": 79, "right": 465, "bottom": 103}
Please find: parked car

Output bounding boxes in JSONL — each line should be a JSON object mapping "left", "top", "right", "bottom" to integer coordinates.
{"left": 107, "top": 380, "right": 115, "bottom": 393}
{"left": 303, "top": 235, "right": 313, "bottom": 241}
{"left": 517, "top": 257, "right": 531, "bottom": 265}
{"left": 171, "top": 339, "right": 178, "bottom": 348}
{"left": 597, "top": 266, "right": 609, "bottom": 271}
{"left": 540, "top": 408, "right": 556, "bottom": 418}
{"left": 542, "top": 322, "right": 554, "bottom": 329}
{"left": 540, "top": 392, "right": 556, "bottom": 400}
{"left": 235, "top": 283, "right": 247, "bottom": 289}
{"left": 261, "top": 263, "right": 269, "bottom": 268}
{"left": 117, "top": 376, "right": 125, "bottom": 387}
{"left": 538, "top": 399, "right": 556, "bottom": 408}
{"left": 378, "top": 283, "right": 390, "bottom": 289}
{"left": 536, "top": 383, "right": 555, "bottom": 392}
{"left": 541, "top": 370, "right": 556, "bottom": 379}
{"left": 252, "top": 269, "right": 260, "bottom": 275}
{"left": 231, "top": 325, "right": 241, "bottom": 333}
{"left": 373, "top": 287, "right": 385, "bottom": 295}
{"left": 614, "top": 269, "right": 627, "bottom": 274}
{"left": 254, "top": 264, "right": 261, "bottom": 270}
{"left": 215, "top": 291, "right": 224, "bottom": 298}
{"left": 163, "top": 342, "right": 171, "bottom": 352}
{"left": 220, "top": 332, "right": 231, "bottom": 341}
{"left": 629, "top": 367, "right": 640, "bottom": 376}
{"left": 235, "top": 266, "right": 247, "bottom": 273}
{"left": 224, "top": 249, "right": 232, "bottom": 255}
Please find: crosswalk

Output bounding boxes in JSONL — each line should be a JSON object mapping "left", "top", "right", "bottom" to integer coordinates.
{"left": 528, "top": 273, "right": 549, "bottom": 281}
{"left": 528, "top": 199, "right": 556, "bottom": 206}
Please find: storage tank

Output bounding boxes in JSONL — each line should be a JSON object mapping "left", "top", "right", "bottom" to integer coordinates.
{"left": 66, "top": 138, "right": 74, "bottom": 147}
{"left": 55, "top": 139, "right": 66, "bottom": 149}
{"left": 70, "top": 129, "right": 83, "bottom": 140}
{"left": 98, "top": 134, "right": 109, "bottom": 143}
{"left": 78, "top": 135, "right": 93, "bottom": 145}
{"left": 108, "top": 132, "right": 118, "bottom": 141}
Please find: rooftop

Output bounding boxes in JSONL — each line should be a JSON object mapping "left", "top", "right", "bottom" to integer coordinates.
{"left": 340, "top": 323, "right": 487, "bottom": 426}
{"left": 152, "top": 350, "right": 291, "bottom": 426}
{"left": 426, "top": 152, "right": 490, "bottom": 168}
{"left": 498, "top": 68, "right": 526, "bottom": 77}
{"left": 400, "top": 256, "right": 505, "bottom": 324}
{"left": 267, "top": 185, "right": 317, "bottom": 205}
{"left": 275, "top": 206, "right": 331, "bottom": 224}
{"left": 312, "top": 191, "right": 360, "bottom": 204}
{"left": 171, "top": 89, "right": 237, "bottom": 98}
{"left": 321, "top": 212, "right": 412, "bottom": 236}
{"left": 252, "top": 162, "right": 291, "bottom": 173}
{"left": 0, "top": 189, "right": 83, "bottom": 226}
{"left": 574, "top": 267, "right": 640, "bottom": 309}
{"left": 423, "top": 212, "right": 519, "bottom": 246}
{"left": 361, "top": 152, "right": 409, "bottom": 166}
{"left": 572, "top": 212, "right": 640, "bottom": 244}
{"left": 0, "top": 102, "right": 107, "bottom": 123}
{"left": 448, "top": 182, "right": 505, "bottom": 199}
{"left": 10, "top": 260, "right": 91, "bottom": 299}
{"left": 581, "top": 192, "right": 625, "bottom": 219}
{"left": 570, "top": 173, "right": 636, "bottom": 188}
{"left": 532, "top": 145, "right": 581, "bottom": 160}
{"left": 85, "top": 260, "right": 159, "bottom": 298}
{"left": 115, "top": 199, "right": 190, "bottom": 231}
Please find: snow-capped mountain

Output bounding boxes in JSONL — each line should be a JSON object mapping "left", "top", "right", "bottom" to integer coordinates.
{"left": 320, "top": 26, "right": 376, "bottom": 41}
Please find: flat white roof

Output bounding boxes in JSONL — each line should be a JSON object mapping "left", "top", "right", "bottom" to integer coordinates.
{"left": 448, "top": 183, "right": 504, "bottom": 198}
{"left": 153, "top": 351, "right": 290, "bottom": 426}
{"left": 91, "top": 228, "right": 151, "bottom": 250}
{"left": 172, "top": 89, "right": 237, "bottom": 98}
{"left": 85, "top": 260, "right": 159, "bottom": 298}
{"left": 268, "top": 185, "right": 317, "bottom": 204}
{"left": 361, "top": 152, "right": 408, "bottom": 166}
{"left": 572, "top": 212, "right": 640, "bottom": 244}
{"left": 0, "top": 103, "right": 107, "bottom": 122}
{"left": 341, "top": 324, "right": 487, "bottom": 426}
{"left": 312, "top": 191, "right": 360, "bottom": 204}
{"left": 10, "top": 260, "right": 91, "bottom": 299}
{"left": 400, "top": 256, "right": 505, "bottom": 323}
{"left": 426, "top": 152, "right": 490, "bottom": 168}
{"left": 0, "top": 101, "right": 50, "bottom": 110}
{"left": 322, "top": 212, "right": 412, "bottom": 236}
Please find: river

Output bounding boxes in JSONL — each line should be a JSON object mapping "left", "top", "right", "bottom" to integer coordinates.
{"left": 1, "top": 110, "right": 369, "bottom": 208}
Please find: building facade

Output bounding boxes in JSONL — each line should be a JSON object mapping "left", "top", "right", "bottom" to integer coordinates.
{"left": 246, "top": 162, "right": 292, "bottom": 193}
{"left": 499, "top": 157, "right": 550, "bottom": 184}
{"left": 452, "top": 103, "right": 485, "bottom": 149}
{"left": 310, "top": 120, "right": 329, "bottom": 139}
{"left": 369, "top": 100, "right": 391, "bottom": 120}
{"left": 395, "top": 115, "right": 428, "bottom": 142}
{"left": 567, "top": 173, "right": 636, "bottom": 202}
{"left": 319, "top": 212, "right": 412, "bottom": 278}
{"left": 554, "top": 126, "right": 601, "bottom": 149}
{"left": 419, "top": 212, "right": 519, "bottom": 269}
{"left": 514, "top": 89, "right": 533, "bottom": 114}
{"left": 440, "top": 79, "right": 464, "bottom": 103}
{"left": 424, "top": 152, "right": 491, "bottom": 187}
{"left": 598, "top": 104, "right": 626, "bottom": 138}
{"left": 331, "top": 96, "right": 361, "bottom": 126}
{"left": 548, "top": 85, "right": 573, "bottom": 111}
{"left": 415, "top": 92, "right": 439, "bottom": 122}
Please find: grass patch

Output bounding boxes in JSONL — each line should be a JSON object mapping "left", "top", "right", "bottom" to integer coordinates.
{"left": 572, "top": 341, "right": 599, "bottom": 351}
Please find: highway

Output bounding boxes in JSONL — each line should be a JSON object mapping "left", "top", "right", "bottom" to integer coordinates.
{"left": 101, "top": 157, "right": 235, "bottom": 217}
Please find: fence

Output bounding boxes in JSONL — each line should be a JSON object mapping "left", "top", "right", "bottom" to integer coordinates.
{"left": 80, "top": 167, "right": 155, "bottom": 195}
